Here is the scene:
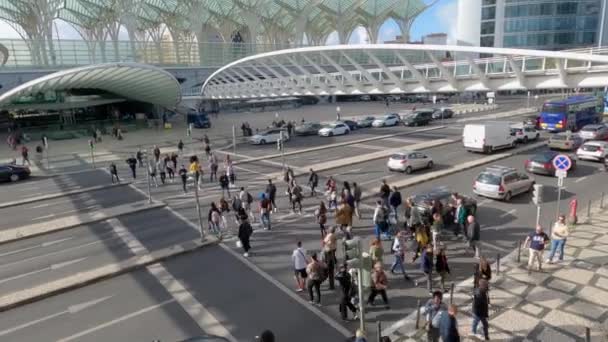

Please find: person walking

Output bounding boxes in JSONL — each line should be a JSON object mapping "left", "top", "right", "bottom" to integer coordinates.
{"left": 291, "top": 181, "right": 303, "bottom": 214}
{"left": 471, "top": 279, "right": 490, "bottom": 340}
{"left": 126, "top": 155, "right": 137, "bottom": 179}
{"left": 158, "top": 159, "right": 166, "bottom": 185}
{"left": 379, "top": 179, "right": 390, "bottom": 204}
{"left": 306, "top": 253, "right": 325, "bottom": 306}
{"left": 239, "top": 187, "right": 255, "bottom": 222}
{"left": 109, "top": 162, "right": 119, "bottom": 183}
{"left": 407, "top": 198, "right": 423, "bottom": 230}
{"left": 439, "top": 304, "right": 460, "bottom": 342}
{"left": 369, "top": 238, "right": 384, "bottom": 266}
{"left": 148, "top": 160, "right": 158, "bottom": 187}
{"left": 430, "top": 213, "right": 444, "bottom": 250}
{"left": 524, "top": 225, "right": 550, "bottom": 272}
{"left": 292, "top": 241, "right": 308, "bottom": 292}
{"left": 421, "top": 244, "right": 434, "bottom": 294}
{"left": 454, "top": 199, "right": 467, "bottom": 239}
{"left": 436, "top": 247, "right": 451, "bottom": 291}
{"left": 424, "top": 291, "right": 447, "bottom": 342}
{"left": 466, "top": 215, "right": 481, "bottom": 259}
{"left": 165, "top": 156, "right": 175, "bottom": 182}
{"left": 219, "top": 173, "right": 231, "bottom": 198}
{"left": 153, "top": 145, "right": 161, "bottom": 162}
{"left": 367, "top": 262, "right": 390, "bottom": 309}
{"left": 266, "top": 179, "right": 277, "bottom": 212}
{"left": 390, "top": 231, "right": 411, "bottom": 280}
{"left": 388, "top": 187, "right": 402, "bottom": 223}
{"left": 237, "top": 216, "right": 253, "bottom": 257}
{"left": 209, "top": 153, "right": 218, "bottom": 182}
{"left": 177, "top": 139, "right": 184, "bottom": 155}
{"left": 178, "top": 165, "right": 188, "bottom": 193}
{"left": 335, "top": 263, "right": 358, "bottom": 321}
{"left": 219, "top": 197, "right": 231, "bottom": 230}
{"left": 323, "top": 227, "right": 338, "bottom": 290}
{"left": 353, "top": 182, "right": 362, "bottom": 219}
{"left": 208, "top": 202, "right": 222, "bottom": 235}
{"left": 547, "top": 214, "right": 569, "bottom": 264}
{"left": 373, "top": 200, "right": 389, "bottom": 238}
{"left": 308, "top": 168, "right": 318, "bottom": 197}
{"left": 136, "top": 149, "right": 144, "bottom": 167}
{"left": 336, "top": 199, "right": 353, "bottom": 239}
{"left": 21, "top": 145, "right": 30, "bottom": 166}
{"left": 315, "top": 201, "right": 328, "bottom": 238}
{"left": 259, "top": 194, "right": 273, "bottom": 230}
{"left": 188, "top": 157, "right": 201, "bottom": 190}
{"left": 170, "top": 153, "right": 178, "bottom": 171}
{"left": 474, "top": 256, "right": 492, "bottom": 288}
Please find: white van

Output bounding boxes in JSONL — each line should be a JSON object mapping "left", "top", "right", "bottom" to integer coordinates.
{"left": 463, "top": 122, "right": 515, "bottom": 154}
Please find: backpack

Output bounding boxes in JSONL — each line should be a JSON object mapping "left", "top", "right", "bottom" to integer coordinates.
{"left": 318, "top": 263, "right": 329, "bottom": 283}
{"left": 246, "top": 192, "right": 253, "bottom": 204}
{"left": 375, "top": 207, "right": 387, "bottom": 224}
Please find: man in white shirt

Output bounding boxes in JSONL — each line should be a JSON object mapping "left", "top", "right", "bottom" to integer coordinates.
{"left": 292, "top": 241, "right": 308, "bottom": 292}
{"left": 239, "top": 187, "right": 254, "bottom": 221}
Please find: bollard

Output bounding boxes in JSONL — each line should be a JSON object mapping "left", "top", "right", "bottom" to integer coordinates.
{"left": 517, "top": 240, "right": 522, "bottom": 263}
{"left": 497, "top": 253, "right": 501, "bottom": 276}
{"left": 602, "top": 192, "right": 605, "bottom": 209}
{"left": 585, "top": 327, "right": 591, "bottom": 342}
{"left": 450, "top": 283, "right": 455, "bottom": 304}
{"left": 415, "top": 299, "right": 422, "bottom": 329}
{"left": 587, "top": 200, "right": 592, "bottom": 221}
{"left": 377, "top": 321, "right": 382, "bottom": 342}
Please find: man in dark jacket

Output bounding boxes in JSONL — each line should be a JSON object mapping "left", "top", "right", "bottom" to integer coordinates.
{"left": 335, "top": 264, "right": 358, "bottom": 321}
{"left": 467, "top": 215, "right": 481, "bottom": 258}
{"left": 439, "top": 304, "right": 460, "bottom": 342}
{"left": 308, "top": 168, "right": 319, "bottom": 196}
{"left": 266, "top": 179, "right": 277, "bottom": 211}
{"left": 136, "top": 149, "right": 144, "bottom": 167}
{"left": 178, "top": 165, "right": 188, "bottom": 193}
{"left": 238, "top": 219, "right": 253, "bottom": 257}
{"left": 379, "top": 179, "right": 390, "bottom": 203}
{"left": 219, "top": 174, "right": 231, "bottom": 198}
{"left": 471, "top": 279, "right": 490, "bottom": 340}
{"left": 126, "top": 155, "right": 137, "bottom": 178}
{"left": 109, "top": 162, "right": 119, "bottom": 183}
{"left": 388, "top": 187, "right": 402, "bottom": 222}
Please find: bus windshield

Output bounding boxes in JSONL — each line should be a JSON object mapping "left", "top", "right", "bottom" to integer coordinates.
{"left": 540, "top": 113, "right": 565, "bottom": 124}
{"left": 541, "top": 104, "right": 567, "bottom": 114}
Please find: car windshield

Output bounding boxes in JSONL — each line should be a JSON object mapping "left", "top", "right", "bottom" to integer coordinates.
{"left": 531, "top": 153, "right": 555, "bottom": 163}
{"left": 390, "top": 154, "right": 406, "bottom": 160}
{"left": 582, "top": 144, "right": 600, "bottom": 152}
{"left": 476, "top": 172, "right": 501, "bottom": 185}
{"left": 582, "top": 126, "right": 599, "bottom": 132}
{"left": 550, "top": 134, "right": 567, "bottom": 141}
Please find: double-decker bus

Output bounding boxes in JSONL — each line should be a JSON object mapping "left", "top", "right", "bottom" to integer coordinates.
{"left": 539, "top": 95, "right": 602, "bottom": 132}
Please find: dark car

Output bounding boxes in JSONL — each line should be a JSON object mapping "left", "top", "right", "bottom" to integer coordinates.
{"left": 356, "top": 116, "right": 375, "bottom": 128}
{"left": 294, "top": 122, "right": 322, "bottom": 136}
{"left": 0, "top": 164, "right": 31, "bottom": 182}
{"left": 525, "top": 151, "right": 576, "bottom": 176}
{"left": 410, "top": 186, "right": 477, "bottom": 224}
{"left": 431, "top": 108, "right": 454, "bottom": 120}
{"left": 342, "top": 120, "right": 358, "bottom": 131}
{"left": 402, "top": 111, "right": 433, "bottom": 127}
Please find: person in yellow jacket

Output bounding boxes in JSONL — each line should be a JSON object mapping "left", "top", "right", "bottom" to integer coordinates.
{"left": 188, "top": 158, "right": 203, "bottom": 190}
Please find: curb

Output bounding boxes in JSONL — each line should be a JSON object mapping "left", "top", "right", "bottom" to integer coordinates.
{"left": 0, "top": 237, "right": 219, "bottom": 313}
{"left": 0, "top": 201, "right": 166, "bottom": 245}
{"left": 361, "top": 141, "right": 547, "bottom": 201}
{"left": 0, "top": 182, "right": 132, "bottom": 209}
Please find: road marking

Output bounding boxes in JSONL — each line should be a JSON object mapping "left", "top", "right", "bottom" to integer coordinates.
{"left": 500, "top": 209, "right": 517, "bottom": 218}
{"left": 233, "top": 165, "right": 271, "bottom": 177}
{"left": 574, "top": 176, "right": 588, "bottom": 183}
{"left": 31, "top": 213, "right": 55, "bottom": 221}
{"left": 0, "top": 257, "right": 87, "bottom": 285}
{"left": 479, "top": 241, "right": 511, "bottom": 253}
{"left": 0, "top": 295, "right": 113, "bottom": 337}
{"left": 0, "top": 237, "right": 74, "bottom": 258}
{"left": 219, "top": 243, "right": 352, "bottom": 338}
{"left": 107, "top": 218, "right": 236, "bottom": 341}
{"left": 56, "top": 299, "right": 175, "bottom": 342}
{"left": 383, "top": 137, "right": 424, "bottom": 143}
{"left": 352, "top": 143, "right": 387, "bottom": 151}
{"left": 477, "top": 199, "right": 492, "bottom": 206}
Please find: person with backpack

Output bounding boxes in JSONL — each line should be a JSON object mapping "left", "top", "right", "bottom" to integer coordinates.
{"left": 367, "top": 261, "right": 390, "bottom": 309}
{"left": 126, "top": 155, "right": 137, "bottom": 179}
{"left": 291, "top": 181, "right": 303, "bottom": 214}
{"left": 424, "top": 290, "right": 447, "bottom": 342}
{"left": 335, "top": 263, "right": 358, "bottom": 321}
{"left": 238, "top": 216, "right": 253, "bottom": 257}
{"left": 308, "top": 168, "right": 319, "bottom": 197}
{"left": 259, "top": 193, "right": 273, "bottom": 230}
{"left": 178, "top": 164, "right": 188, "bottom": 193}
{"left": 239, "top": 187, "right": 255, "bottom": 222}
{"left": 306, "top": 252, "right": 326, "bottom": 306}
{"left": 109, "top": 162, "right": 119, "bottom": 184}
{"left": 373, "top": 200, "right": 388, "bottom": 238}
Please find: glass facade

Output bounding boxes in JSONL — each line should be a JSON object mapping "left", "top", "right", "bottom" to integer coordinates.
{"left": 481, "top": 0, "right": 604, "bottom": 50}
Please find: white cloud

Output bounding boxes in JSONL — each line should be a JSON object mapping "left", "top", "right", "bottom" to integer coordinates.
{"left": 325, "top": 31, "right": 339, "bottom": 45}
{"left": 348, "top": 26, "right": 369, "bottom": 44}
{"left": 0, "top": 21, "right": 23, "bottom": 39}
{"left": 436, "top": 0, "right": 458, "bottom": 44}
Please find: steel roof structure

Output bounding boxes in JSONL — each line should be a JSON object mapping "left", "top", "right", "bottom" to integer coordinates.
{"left": 201, "top": 44, "right": 608, "bottom": 99}
{"left": 0, "top": 62, "right": 181, "bottom": 108}
{"left": 0, "top": 0, "right": 429, "bottom": 67}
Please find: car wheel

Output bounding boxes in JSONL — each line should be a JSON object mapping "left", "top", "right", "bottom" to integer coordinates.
{"left": 9, "top": 174, "right": 19, "bottom": 182}
{"left": 328, "top": 132, "right": 334, "bottom": 137}
{"left": 504, "top": 191, "right": 512, "bottom": 202}
{"left": 259, "top": 139, "right": 266, "bottom": 145}
{"left": 535, "top": 133, "right": 540, "bottom": 140}
{"left": 523, "top": 136, "right": 529, "bottom": 143}
{"left": 427, "top": 161, "right": 434, "bottom": 169}
{"left": 345, "top": 129, "right": 350, "bottom": 135}
{"left": 405, "top": 166, "right": 412, "bottom": 174}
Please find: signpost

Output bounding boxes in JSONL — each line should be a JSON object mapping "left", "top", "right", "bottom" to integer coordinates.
{"left": 88, "top": 139, "right": 95, "bottom": 168}
{"left": 553, "top": 154, "right": 572, "bottom": 219}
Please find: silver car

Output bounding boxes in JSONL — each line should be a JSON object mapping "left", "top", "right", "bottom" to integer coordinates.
{"left": 579, "top": 124, "right": 608, "bottom": 141}
{"left": 473, "top": 165, "right": 535, "bottom": 201}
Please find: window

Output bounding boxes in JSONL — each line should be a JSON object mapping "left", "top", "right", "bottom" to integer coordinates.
{"left": 482, "top": 0, "right": 496, "bottom": 5}
{"left": 556, "top": 2, "right": 577, "bottom": 15}
{"left": 481, "top": 21, "right": 495, "bottom": 35}
{"left": 540, "top": 3, "right": 554, "bottom": 15}
{"left": 482, "top": 6, "right": 496, "bottom": 20}
{"left": 503, "top": 174, "right": 518, "bottom": 184}
{"left": 481, "top": 36, "right": 495, "bottom": 47}
{"left": 580, "top": 2, "right": 600, "bottom": 15}
{"left": 554, "top": 32, "right": 575, "bottom": 45}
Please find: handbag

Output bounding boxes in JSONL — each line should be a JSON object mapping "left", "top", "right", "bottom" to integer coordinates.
{"left": 236, "top": 240, "right": 243, "bottom": 248}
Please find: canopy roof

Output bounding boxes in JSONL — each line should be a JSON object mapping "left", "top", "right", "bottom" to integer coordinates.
{"left": 0, "top": 63, "right": 181, "bottom": 109}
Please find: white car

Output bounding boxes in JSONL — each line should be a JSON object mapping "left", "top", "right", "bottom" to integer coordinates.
{"left": 250, "top": 129, "right": 289, "bottom": 145}
{"left": 579, "top": 124, "right": 608, "bottom": 141}
{"left": 387, "top": 151, "right": 434, "bottom": 174}
{"left": 510, "top": 124, "right": 540, "bottom": 143}
{"left": 318, "top": 123, "right": 350, "bottom": 137}
{"left": 576, "top": 140, "right": 608, "bottom": 161}
{"left": 372, "top": 114, "right": 400, "bottom": 127}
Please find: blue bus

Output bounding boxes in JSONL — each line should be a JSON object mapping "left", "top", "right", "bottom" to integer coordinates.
{"left": 186, "top": 109, "right": 211, "bottom": 128}
{"left": 539, "top": 95, "right": 602, "bottom": 132}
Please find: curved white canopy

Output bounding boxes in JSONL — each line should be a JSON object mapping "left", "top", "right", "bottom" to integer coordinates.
{"left": 0, "top": 63, "right": 181, "bottom": 108}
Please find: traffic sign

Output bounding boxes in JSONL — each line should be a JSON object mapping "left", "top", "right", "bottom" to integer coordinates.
{"left": 553, "top": 154, "right": 572, "bottom": 171}
{"left": 555, "top": 169, "right": 567, "bottom": 178}
{"left": 558, "top": 176, "right": 564, "bottom": 187}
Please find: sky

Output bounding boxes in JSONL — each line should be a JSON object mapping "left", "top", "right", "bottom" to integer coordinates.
{"left": 0, "top": 0, "right": 457, "bottom": 43}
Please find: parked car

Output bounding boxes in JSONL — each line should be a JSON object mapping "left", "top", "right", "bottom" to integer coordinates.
{"left": 548, "top": 132, "right": 584, "bottom": 151}
{"left": 372, "top": 114, "right": 400, "bottom": 127}
{"left": 410, "top": 186, "right": 477, "bottom": 224}
{"left": 356, "top": 116, "right": 375, "bottom": 128}
{"left": 463, "top": 123, "right": 515, "bottom": 154}
{"left": 318, "top": 123, "right": 350, "bottom": 137}
{"left": 525, "top": 151, "right": 577, "bottom": 176}
{"left": 294, "top": 122, "right": 322, "bottom": 136}
{"left": 576, "top": 140, "right": 608, "bottom": 162}
{"left": 249, "top": 129, "right": 289, "bottom": 145}
{"left": 510, "top": 124, "right": 540, "bottom": 143}
{"left": 387, "top": 151, "right": 433, "bottom": 174}
{"left": 401, "top": 111, "right": 433, "bottom": 126}
{"left": 341, "top": 120, "right": 359, "bottom": 131}
{"left": 579, "top": 124, "right": 608, "bottom": 141}
{"left": 0, "top": 164, "right": 31, "bottom": 182}
{"left": 473, "top": 165, "right": 535, "bottom": 201}
{"left": 431, "top": 108, "right": 454, "bottom": 120}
